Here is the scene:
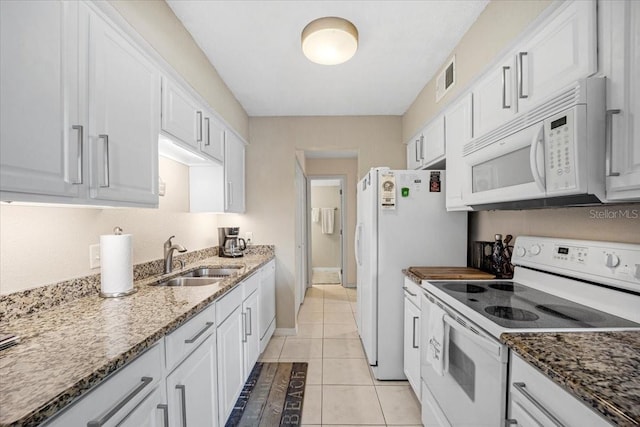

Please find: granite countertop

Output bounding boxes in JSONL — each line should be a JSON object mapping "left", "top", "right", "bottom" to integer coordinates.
{"left": 0, "top": 253, "right": 274, "bottom": 426}
{"left": 501, "top": 331, "right": 640, "bottom": 426}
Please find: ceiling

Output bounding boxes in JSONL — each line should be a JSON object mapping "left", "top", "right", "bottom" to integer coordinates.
{"left": 166, "top": 1, "right": 489, "bottom": 117}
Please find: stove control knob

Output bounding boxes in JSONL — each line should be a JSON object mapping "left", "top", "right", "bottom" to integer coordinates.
{"left": 515, "top": 246, "right": 526, "bottom": 257}
{"left": 529, "top": 244, "right": 541, "bottom": 256}
{"left": 604, "top": 253, "right": 620, "bottom": 268}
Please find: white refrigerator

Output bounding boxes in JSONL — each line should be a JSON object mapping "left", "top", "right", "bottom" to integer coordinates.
{"left": 355, "top": 168, "right": 467, "bottom": 380}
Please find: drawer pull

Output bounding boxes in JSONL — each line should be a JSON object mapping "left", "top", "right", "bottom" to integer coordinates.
{"left": 157, "top": 403, "right": 169, "bottom": 427}
{"left": 176, "top": 384, "right": 187, "bottom": 427}
{"left": 512, "top": 382, "right": 565, "bottom": 427}
{"left": 87, "top": 376, "right": 153, "bottom": 426}
{"left": 246, "top": 307, "right": 253, "bottom": 336}
{"left": 184, "top": 321, "right": 214, "bottom": 344}
{"left": 412, "top": 316, "right": 419, "bottom": 349}
{"left": 403, "top": 286, "right": 417, "bottom": 297}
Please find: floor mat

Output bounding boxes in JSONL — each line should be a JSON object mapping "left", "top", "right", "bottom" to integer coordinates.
{"left": 312, "top": 270, "right": 341, "bottom": 284}
{"left": 226, "top": 362, "right": 308, "bottom": 427}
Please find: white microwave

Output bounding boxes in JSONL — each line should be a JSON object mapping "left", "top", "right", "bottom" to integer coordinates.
{"left": 462, "top": 78, "right": 606, "bottom": 209}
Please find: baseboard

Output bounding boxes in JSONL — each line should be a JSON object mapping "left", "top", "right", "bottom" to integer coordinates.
{"left": 344, "top": 283, "right": 356, "bottom": 288}
{"left": 312, "top": 267, "right": 341, "bottom": 273}
{"left": 274, "top": 327, "right": 298, "bottom": 336}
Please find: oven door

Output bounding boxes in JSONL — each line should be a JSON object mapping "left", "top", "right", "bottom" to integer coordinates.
{"left": 462, "top": 121, "right": 546, "bottom": 206}
{"left": 420, "top": 291, "right": 508, "bottom": 427}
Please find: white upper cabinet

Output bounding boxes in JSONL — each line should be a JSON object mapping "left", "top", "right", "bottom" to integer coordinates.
{"left": 472, "top": 55, "right": 517, "bottom": 138}
{"left": 88, "top": 8, "right": 159, "bottom": 206}
{"left": 0, "top": 1, "right": 159, "bottom": 207}
{"left": 516, "top": 0, "right": 597, "bottom": 113}
{"left": 224, "top": 132, "right": 246, "bottom": 213}
{"left": 201, "top": 114, "right": 225, "bottom": 163}
{"left": 161, "top": 77, "right": 201, "bottom": 150}
{"left": 0, "top": 0, "right": 82, "bottom": 200}
{"left": 406, "top": 133, "right": 424, "bottom": 170}
{"left": 601, "top": 0, "right": 640, "bottom": 201}
{"left": 445, "top": 94, "right": 473, "bottom": 211}
{"left": 422, "top": 114, "right": 446, "bottom": 166}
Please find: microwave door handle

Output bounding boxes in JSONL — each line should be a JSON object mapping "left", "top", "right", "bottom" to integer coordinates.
{"left": 529, "top": 125, "right": 545, "bottom": 192}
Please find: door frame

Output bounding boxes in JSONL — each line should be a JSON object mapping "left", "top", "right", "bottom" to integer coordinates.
{"left": 306, "top": 175, "right": 347, "bottom": 287}
{"left": 294, "top": 159, "right": 308, "bottom": 313}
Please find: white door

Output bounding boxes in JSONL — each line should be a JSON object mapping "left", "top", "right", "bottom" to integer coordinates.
{"left": 167, "top": 334, "right": 218, "bottom": 427}
{"left": 216, "top": 307, "right": 244, "bottom": 426}
{"left": 295, "top": 160, "right": 308, "bottom": 312}
{"left": 161, "top": 77, "right": 201, "bottom": 150}
{"left": 0, "top": 0, "right": 83, "bottom": 199}
{"left": 423, "top": 115, "right": 445, "bottom": 166}
{"left": 224, "top": 132, "right": 245, "bottom": 213}
{"left": 406, "top": 135, "right": 424, "bottom": 170}
{"left": 119, "top": 387, "right": 167, "bottom": 427}
{"left": 445, "top": 93, "right": 473, "bottom": 211}
{"left": 403, "top": 296, "right": 421, "bottom": 399}
{"left": 472, "top": 54, "right": 517, "bottom": 139}
{"left": 88, "top": 9, "right": 159, "bottom": 206}
{"left": 356, "top": 171, "right": 378, "bottom": 366}
{"left": 602, "top": 0, "right": 640, "bottom": 201}
{"left": 517, "top": 0, "right": 597, "bottom": 113}
{"left": 243, "top": 290, "right": 260, "bottom": 377}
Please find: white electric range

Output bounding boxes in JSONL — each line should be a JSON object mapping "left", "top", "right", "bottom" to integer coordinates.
{"left": 418, "top": 236, "right": 640, "bottom": 427}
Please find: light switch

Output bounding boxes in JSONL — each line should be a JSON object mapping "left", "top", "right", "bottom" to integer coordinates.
{"left": 89, "top": 244, "right": 100, "bottom": 269}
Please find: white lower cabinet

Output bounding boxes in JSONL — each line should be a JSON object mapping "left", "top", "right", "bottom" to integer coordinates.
{"left": 508, "top": 352, "right": 610, "bottom": 426}
{"left": 166, "top": 334, "right": 218, "bottom": 427}
{"left": 243, "top": 286, "right": 261, "bottom": 377}
{"left": 258, "top": 260, "right": 276, "bottom": 353}
{"left": 118, "top": 387, "right": 168, "bottom": 427}
{"left": 402, "top": 279, "right": 421, "bottom": 401}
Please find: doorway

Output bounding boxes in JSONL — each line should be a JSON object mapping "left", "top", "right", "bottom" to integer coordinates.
{"left": 307, "top": 176, "right": 346, "bottom": 286}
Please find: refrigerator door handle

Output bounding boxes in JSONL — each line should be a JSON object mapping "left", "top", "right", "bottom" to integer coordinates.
{"left": 355, "top": 224, "right": 361, "bottom": 266}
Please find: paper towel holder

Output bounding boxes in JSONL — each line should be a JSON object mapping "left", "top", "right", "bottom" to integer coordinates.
{"left": 99, "top": 226, "right": 138, "bottom": 299}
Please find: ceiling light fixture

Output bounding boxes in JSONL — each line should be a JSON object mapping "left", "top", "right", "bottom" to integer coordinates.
{"left": 301, "top": 16, "right": 358, "bottom": 65}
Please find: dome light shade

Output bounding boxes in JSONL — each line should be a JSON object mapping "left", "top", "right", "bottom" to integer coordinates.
{"left": 301, "top": 17, "right": 358, "bottom": 65}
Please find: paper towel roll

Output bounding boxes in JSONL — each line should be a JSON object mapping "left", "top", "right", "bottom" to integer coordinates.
{"left": 100, "top": 234, "right": 134, "bottom": 297}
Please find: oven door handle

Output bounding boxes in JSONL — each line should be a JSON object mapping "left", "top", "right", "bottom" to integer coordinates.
{"left": 443, "top": 314, "right": 506, "bottom": 362}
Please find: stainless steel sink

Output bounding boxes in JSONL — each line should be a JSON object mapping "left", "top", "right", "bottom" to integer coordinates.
{"left": 180, "top": 267, "right": 243, "bottom": 278}
{"left": 153, "top": 277, "right": 222, "bottom": 287}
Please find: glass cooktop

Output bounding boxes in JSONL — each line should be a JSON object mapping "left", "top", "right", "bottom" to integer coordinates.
{"left": 428, "top": 281, "right": 640, "bottom": 329}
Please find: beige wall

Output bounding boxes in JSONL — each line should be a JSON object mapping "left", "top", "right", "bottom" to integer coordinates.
{"left": 0, "top": 158, "right": 220, "bottom": 294}
{"left": 310, "top": 186, "right": 342, "bottom": 270}
{"left": 108, "top": 0, "right": 249, "bottom": 140}
{"left": 402, "top": 0, "right": 552, "bottom": 142}
{"left": 218, "top": 116, "right": 403, "bottom": 329}
{"left": 306, "top": 158, "right": 358, "bottom": 286}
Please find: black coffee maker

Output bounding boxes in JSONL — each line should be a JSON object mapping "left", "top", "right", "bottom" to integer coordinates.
{"left": 218, "top": 227, "right": 246, "bottom": 258}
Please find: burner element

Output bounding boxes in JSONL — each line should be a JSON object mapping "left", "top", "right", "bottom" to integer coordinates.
{"left": 488, "top": 283, "right": 515, "bottom": 292}
{"left": 442, "top": 283, "right": 487, "bottom": 294}
{"left": 485, "top": 306, "right": 539, "bottom": 321}
{"left": 535, "top": 304, "right": 605, "bottom": 323}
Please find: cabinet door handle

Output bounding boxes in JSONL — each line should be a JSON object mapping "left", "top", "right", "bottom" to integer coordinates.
{"left": 505, "top": 420, "right": 518, "bottom": 426}
{"left": 415, "top": 140, "right": 420, "bottom": 163}
{"left": 606, "top": 109, "right": 621, "bottom": 177}
{"left": 196, "top": 111, "right": 203, "bottom": 142}
{"left": 246, "top": 307, "right": 252, "bottom": 336}
{"left": 157, "top": 404, "right": 169, "bottom": 427}
{"left": 72, "top": 125, "right": 83, "bottom": 184}
{"left": 501, "top": 66, "right": 511, "bottom": 109}
{"left": 98, "top": 134, "right": 110, "bottom": 188}
{"left": 204, "top": 117, "right": 210, "bottom": 146}
{"left": 419, "top": 135, "right": 425, "bottom": 160}
{"left": 86, "top": 376, "right": 153, "bottom": 426}
{"left": 228, "top": 182, "right": 233, "bottom": 207}
{"left": 518, "top": 52, "right": 528, "bottom": 99}
{"left": 242, "top": 312, "right": 247, "bottom": 342}
{"left": 175, "top": 384, "right": 187, "bottom": 427}
{"left": 184, "top": 321, "right": 214, "bottom": 344}
{"left": 412, "top": 316, "right": 419, "bottom": 349}
{"left": 512, "top": 382, "right": 565, "bottom": 427}
{"left": 403, "top": 286, "right": 417, "bottom": 297}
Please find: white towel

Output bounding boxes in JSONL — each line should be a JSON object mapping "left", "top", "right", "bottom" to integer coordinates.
{"left": 321, "top": 208, "right": 334, "bottom": 234}
{"left": 426, "top": 301, "right": 449, "bottom": 376}
{"left": 311, "top": 208, "right": 320, "bottom": 223}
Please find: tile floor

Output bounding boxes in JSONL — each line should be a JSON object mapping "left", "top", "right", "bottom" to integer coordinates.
{"left": 259, "top": 284, "right": 422, "bottom": 426}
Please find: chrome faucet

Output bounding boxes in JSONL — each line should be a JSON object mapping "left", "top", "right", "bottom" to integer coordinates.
{"left": 164, "top": 235, "right": 187, "bottom": 274}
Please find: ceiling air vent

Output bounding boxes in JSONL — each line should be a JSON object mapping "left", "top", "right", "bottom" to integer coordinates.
{"left": 436, "top": 56, "right": 455, "bottom": 102}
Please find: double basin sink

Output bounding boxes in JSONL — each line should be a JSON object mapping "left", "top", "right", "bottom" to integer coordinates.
{"left": 152, "top": 266, "right": 244, "bottom": 287}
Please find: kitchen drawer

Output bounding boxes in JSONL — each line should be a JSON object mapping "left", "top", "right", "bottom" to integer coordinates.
{"left": 509, "top": 352, "right": 610, "bottom": 426}
{"left": 403, "top": 277, "right": 421, "bottom": 308}
{"left": 216, "top": 283, "right": 243, "bottom": 325}
{"left": 242, "top": 271, "right": 260, "bottom": 300}
{"left": 44, "top": 341, "right": 164, "bottom": 426}
{"left": 165, "top": 303, "right": 216, "bottom": 372}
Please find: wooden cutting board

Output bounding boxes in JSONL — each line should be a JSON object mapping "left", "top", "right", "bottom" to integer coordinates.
{"left": 408, "top": 266, "right": 495, "bottom": 280}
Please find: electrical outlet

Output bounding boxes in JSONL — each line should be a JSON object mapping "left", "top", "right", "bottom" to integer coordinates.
{"left": 89, "top": 244, "right": 101, "bottom": 269}
{"left": 245, "top": 231, "right": 253, "bottom": 245}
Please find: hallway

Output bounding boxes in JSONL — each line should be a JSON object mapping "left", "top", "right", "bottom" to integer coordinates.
{"left": 259, "top": 284, "right": 422, "bottom": 426}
